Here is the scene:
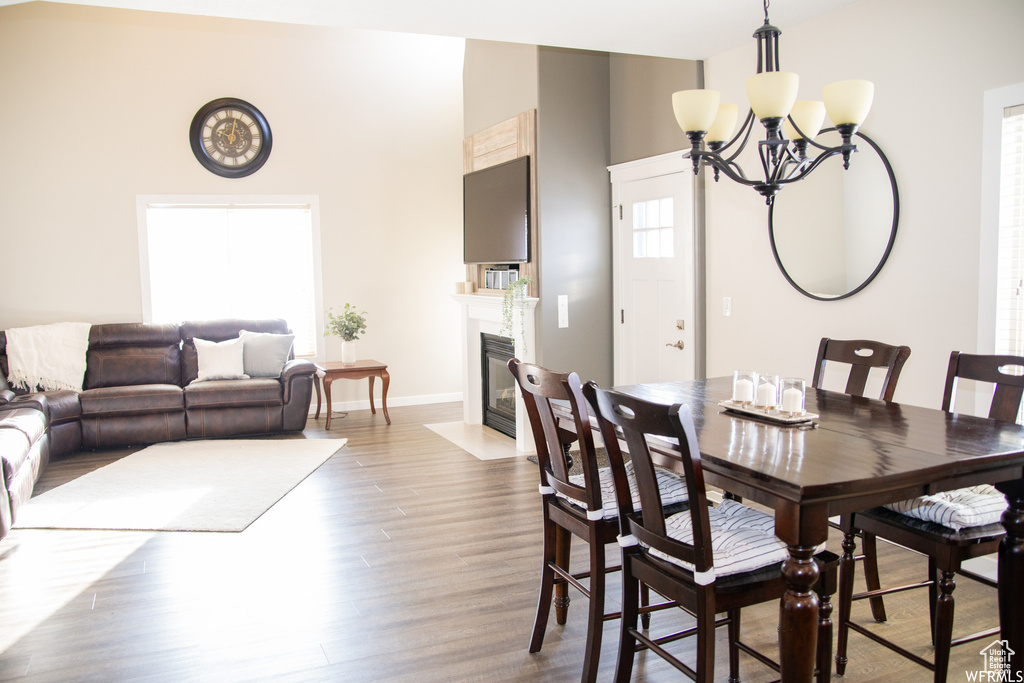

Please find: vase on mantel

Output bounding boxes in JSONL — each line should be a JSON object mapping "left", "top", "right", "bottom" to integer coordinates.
{"left": 341, "top": 341, "right": 357, "bottom": 366}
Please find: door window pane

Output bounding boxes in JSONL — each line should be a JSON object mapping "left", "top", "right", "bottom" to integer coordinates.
{"left": 632, "top": 197, "right": 675, "bottom": 259}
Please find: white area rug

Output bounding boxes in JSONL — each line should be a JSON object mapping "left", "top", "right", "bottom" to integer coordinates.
{"left": 15, "top": 438, "right": 345, "bottom": 533}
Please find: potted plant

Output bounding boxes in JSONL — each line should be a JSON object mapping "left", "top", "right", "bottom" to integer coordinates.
{"left": 501, "top": 276, "right": 531, "bottom": 356}
{"left": 325, "top": 303, "right": 367, "bottom": 365}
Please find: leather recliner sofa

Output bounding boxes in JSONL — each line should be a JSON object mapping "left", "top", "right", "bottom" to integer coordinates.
{"left": 0, "top": 399, "right": 49, "bottom": 541}
{"left": 0, "top": 319, "right": 318, "bottom": 542}
{"left": 0, "top": 318, "right": 317, "bottom": 456}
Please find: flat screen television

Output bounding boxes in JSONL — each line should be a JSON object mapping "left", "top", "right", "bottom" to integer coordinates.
{"left": 463, "top": 156, "right": 530, "bottom": 264}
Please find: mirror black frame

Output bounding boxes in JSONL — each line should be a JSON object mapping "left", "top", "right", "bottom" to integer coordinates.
{"left": 768, "top": 130, "right": 899, "bottom": 301}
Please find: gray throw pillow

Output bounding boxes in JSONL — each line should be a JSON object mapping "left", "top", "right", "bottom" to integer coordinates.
{"left": 239, "top": 330, "right": 295, "bottom": 378}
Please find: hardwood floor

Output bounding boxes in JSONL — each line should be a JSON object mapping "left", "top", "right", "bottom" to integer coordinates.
{"left": 0, "top": 402, "right": 1001, "bottom": 681}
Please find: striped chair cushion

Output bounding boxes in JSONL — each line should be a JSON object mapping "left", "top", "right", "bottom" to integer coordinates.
{"left": 883, "top": 485, "right": 1008, "bottom": 531}
{"left": 558, "top": 460, "right": 689, "bottom": 520}
{"left": 649, "top": 499, "right": 790, "bottom": 578}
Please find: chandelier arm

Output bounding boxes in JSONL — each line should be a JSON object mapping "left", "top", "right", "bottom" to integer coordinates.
{"left": 774, "top": 146, "right": 808, "bottom": 182}
{"left": 800, "top": 126, "right": 859, "bottom": 155}
{"left": 717, "top": 110, "right": 759, "bottom": 164}
{"left": 773, "top": 147, "right": 845, "bottom": 186}
{"left": 696, "top": 151, "right": 762, "bottom": 187}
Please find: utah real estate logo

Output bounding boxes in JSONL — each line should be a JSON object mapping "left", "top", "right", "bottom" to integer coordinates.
{"left": 969, "top": 640, "right": 1020, "bottom": 682}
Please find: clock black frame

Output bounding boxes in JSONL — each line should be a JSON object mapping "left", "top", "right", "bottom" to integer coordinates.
{"left": 189, "top": 97, "right": 273, "bottom": 178}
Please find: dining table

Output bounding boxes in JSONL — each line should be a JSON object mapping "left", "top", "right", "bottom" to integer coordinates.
{"left": 564, "top": 376, "right": 1024, "bottom": 683}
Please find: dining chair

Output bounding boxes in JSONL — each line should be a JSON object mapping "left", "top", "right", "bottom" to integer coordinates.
{"left": 812, "top": 337, "right": 912, "bottom": 402}
{"left": 835, "top": 351, "right": 1023, "bottom": 683}
{"left": 815, "top": 336, "right": 912, "bottom": 623}
{"left": 508, "top": 359, "right": 688, "bottom": 683}
{"left": 583, "top": 381, "right": 839, "bottom": 683}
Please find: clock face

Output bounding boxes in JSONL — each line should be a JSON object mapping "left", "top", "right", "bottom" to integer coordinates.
{"left": 189, "top": 98, "right": 272, "bottom": 178}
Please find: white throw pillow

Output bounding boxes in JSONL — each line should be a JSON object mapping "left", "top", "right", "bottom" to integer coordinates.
{"left": 193, "top": 337, "right": 249, "bottom": 382}
{"left": 239, "top": 330, "right": 294, "bottom": 378}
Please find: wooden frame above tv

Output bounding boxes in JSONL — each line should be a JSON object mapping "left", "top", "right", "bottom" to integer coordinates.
{"left": 462, "top": 110, "right": 538, "bottom": 298}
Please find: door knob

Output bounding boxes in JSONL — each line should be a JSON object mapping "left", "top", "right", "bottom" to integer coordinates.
{"left": 665, "top": 340, "right": 685, "bottom": 350}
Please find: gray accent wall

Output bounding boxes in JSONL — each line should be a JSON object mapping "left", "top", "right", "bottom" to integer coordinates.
{"left": 536, "top": 47, "right": 612, "bottom": 385}
{"left": 609, "top": 54, "right": 701, "bottom": 165}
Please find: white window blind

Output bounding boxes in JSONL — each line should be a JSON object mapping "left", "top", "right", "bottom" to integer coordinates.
{"left": 142, "top": 203, "right": 318, "bottom": 357}
{"left": 994, "top": 105, "right": 1024, "bottom": 358}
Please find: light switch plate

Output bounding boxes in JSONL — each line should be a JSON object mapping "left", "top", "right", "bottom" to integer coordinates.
{"left": 558, "top": 295, "right": 569, "bottom": 328}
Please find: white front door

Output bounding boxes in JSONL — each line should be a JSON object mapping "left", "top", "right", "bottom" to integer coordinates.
{"left": 612, "top": 162, "right": 696, "bottom": 385}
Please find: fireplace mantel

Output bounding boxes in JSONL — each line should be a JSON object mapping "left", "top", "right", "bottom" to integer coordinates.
{"left": 452, "top": 293, "right": 538, "bottom": 453}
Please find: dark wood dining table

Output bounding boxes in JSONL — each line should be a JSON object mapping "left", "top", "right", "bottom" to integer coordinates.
{"left": 570, "top": 376, "right": 1024, "bottom": 683}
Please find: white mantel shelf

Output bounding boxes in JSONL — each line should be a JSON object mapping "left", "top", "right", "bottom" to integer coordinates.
{"left": 452, "top": 292, "right": 538, "bottom": 454}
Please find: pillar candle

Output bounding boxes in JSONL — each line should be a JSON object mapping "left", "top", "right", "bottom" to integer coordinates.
{"left": 782, "top": 387, "right": 804, "bottom": 414}
{"left": 758, "top": 382, "right": 778, "bottom": 408}
{"left": 734, "top": 378, "right": 754, "bottom": 403}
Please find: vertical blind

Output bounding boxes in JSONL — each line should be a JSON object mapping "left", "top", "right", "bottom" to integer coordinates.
{"left": 995, "top": 105, "right": 1024, "bottom": 359}
{"left": 144, "top": 204, "right": 318, "bottom": 357}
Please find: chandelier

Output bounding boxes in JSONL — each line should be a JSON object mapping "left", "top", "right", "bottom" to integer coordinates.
{"left": 673, "top": 0, "right": 874, "bottom": 205}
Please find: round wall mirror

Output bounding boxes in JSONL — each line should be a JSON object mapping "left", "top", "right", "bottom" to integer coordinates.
{"left": 768, "top": 130, "right": 899, "bottom": 301}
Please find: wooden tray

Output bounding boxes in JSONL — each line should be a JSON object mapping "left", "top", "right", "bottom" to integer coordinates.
{"left": 718, "top": 400, "right": 819, "bottom": 425}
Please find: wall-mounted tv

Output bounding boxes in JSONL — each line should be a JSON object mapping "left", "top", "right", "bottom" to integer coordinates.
{"left": 463, "top": 156, "right": 530, "bottom": 264}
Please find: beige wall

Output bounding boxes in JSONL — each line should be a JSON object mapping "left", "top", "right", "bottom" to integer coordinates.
{"left": 462, "top": 40, "right": 538, "bottom": 136}
{"left": 0, "top": 3, "right": 466, "bottom": 406}
{"left": 704, "top": 0, "right": 1024, "bottom": 409}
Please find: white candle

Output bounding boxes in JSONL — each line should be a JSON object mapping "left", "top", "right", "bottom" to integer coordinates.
{"left": 782, "top": 387, "right": 804, "bottom": 414}
{"left": 758, "top": 382, "right": 778, "bottom": 408}
{"left": 734, "top": 378, "right": 754, "bottom": 403}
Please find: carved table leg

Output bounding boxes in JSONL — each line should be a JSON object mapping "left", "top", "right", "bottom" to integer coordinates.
{"left": 368, "top": 375, "right": 377, "bottom": 415}
{"left": 780, "top": 544, "right": 820, "bottom": 683}
{"left": 380, "top": 368, "right": 391, "bottom": 425}
{"left": 324, "top": 374, "right": 334, "bottom": 430}
{"left": 314, "top": 369, "right": 323, "bottom": 419}
{"left": 996, "top": 481, "right": 1024, "bottom": 681}
{"left": 776, "top": 500, "right": 827, "bottom": 683}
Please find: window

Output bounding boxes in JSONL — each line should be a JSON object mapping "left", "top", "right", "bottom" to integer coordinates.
{"left": 138, "top": 197, "right": 323, "bottom": 358}
{"left": 632, "top": 197, "right": 675, "bottom": 258}
{"left": 994, "top": 105, "right": 1024, "bottom": 357}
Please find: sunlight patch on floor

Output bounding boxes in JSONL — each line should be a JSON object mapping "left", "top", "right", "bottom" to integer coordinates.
{"left": 0, "top": 529, "right": 153, "bottom": 654}
{"left": 424, "top": 421, "right": 521, "bottom": 460}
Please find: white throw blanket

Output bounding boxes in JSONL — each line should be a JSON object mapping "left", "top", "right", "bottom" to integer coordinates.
{"left": 6, "top": 322, "right": 92, "bottom": 392}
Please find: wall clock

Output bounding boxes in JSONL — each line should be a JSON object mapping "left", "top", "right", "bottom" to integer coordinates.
{"left": 189, "top": 98, "right": 272, "bottom": 178}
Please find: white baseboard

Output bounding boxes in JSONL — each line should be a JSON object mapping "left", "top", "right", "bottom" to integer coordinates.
{"left": 308, "top": 392, "right": 462, "bottom": 415}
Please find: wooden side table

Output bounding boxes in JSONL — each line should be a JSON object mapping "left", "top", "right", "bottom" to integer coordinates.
{"left": 317, "top": 360, "right": 391, "bottom": 429}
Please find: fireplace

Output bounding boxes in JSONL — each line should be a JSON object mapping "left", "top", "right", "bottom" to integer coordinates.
{"left": 481, "top": 333, "right": 516, "bottom": 438}
{"left": 452, "top": 291, "right": 536, "bottom": 452}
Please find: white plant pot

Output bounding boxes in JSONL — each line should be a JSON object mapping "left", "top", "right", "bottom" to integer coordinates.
{"left": 341, "top": 340, "right": 357, "bottom": 366}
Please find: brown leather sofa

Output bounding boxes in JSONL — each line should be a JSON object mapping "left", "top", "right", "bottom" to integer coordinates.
{"left": 0, "top": 400, "right": 49, "bottom": 541}
{"left": 0, "top": 319, "right": 317, "bottom": 457}
{"left": 0, "top": 319, "right": 316, "bottom": 543}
